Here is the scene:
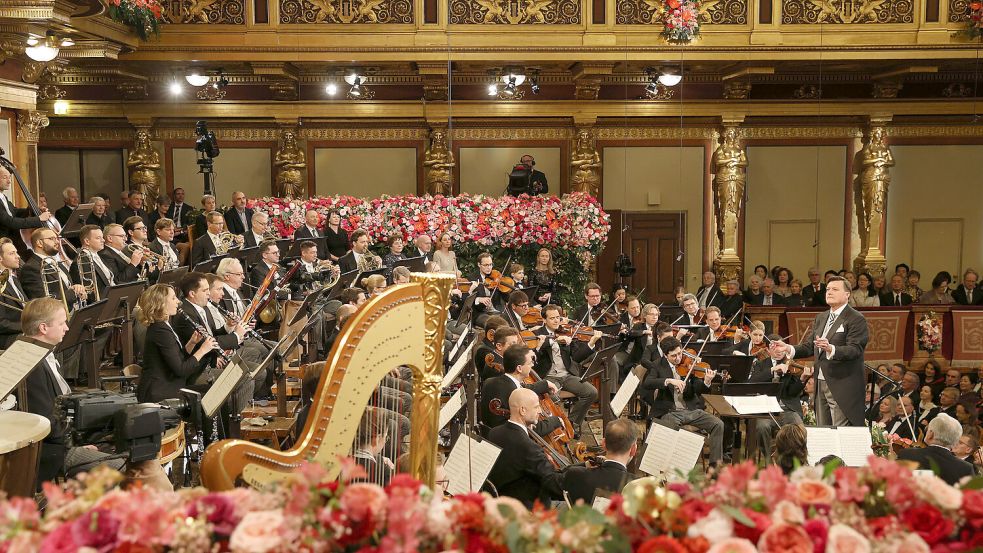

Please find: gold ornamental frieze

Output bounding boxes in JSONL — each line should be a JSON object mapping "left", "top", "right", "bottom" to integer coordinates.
{"left": 448, "top": 127, "right": 575, "bottom": 140}
{"left": 615, "top": 0, "right": 747, "bottom": 25}
{"left": 162, "top": 0, "right": 246, "bottom": 23}
{"left": 594, "top": 127, "right": 713, "bottom": 140}
{"left": 781, "top": 0, "right": 913, "bottom": 23}
{"left": 280, "top": 0, "right": 413, "bottom": 23}
{"left": 302, "top": 128, "right": 428, "bottom": 140}
{"left": 449, "top": 0, "right": 581, "bottom": 24}
{"left": 949, "top": 0, "right": 971, "bottom": 21}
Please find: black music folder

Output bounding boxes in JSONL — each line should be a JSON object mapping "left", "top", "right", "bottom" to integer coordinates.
{"left": 60, "top": 204, "right": 94, "bottom": 237}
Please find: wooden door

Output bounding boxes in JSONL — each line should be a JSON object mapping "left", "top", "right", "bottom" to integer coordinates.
{"left": 597, "top": 211, "right": 685, "bottom": 304}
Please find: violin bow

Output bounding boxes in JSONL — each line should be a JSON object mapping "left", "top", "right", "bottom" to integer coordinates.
{"left": 486, "top": 251, "right": 514, "bottom": 305}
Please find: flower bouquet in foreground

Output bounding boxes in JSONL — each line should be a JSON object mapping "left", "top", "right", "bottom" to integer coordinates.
{"left": 3, "top": 456, "right": 983, "bottom": 552}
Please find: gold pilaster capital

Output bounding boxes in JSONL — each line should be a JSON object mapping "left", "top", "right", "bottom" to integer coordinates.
{"left": 16, "top": 110, "right": 48, "bottom": 143}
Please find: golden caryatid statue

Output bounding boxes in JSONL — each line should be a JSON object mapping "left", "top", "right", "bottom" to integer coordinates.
{"left": 423, "top": 128, "right": 455, "bottom": 196}
{"left": 274, "top": 129, "right": 307, "bottom": 198}
{"left": 857, "top": 126, "right": 894, "bottom": 264}
{"left": 712, "top": 126, "right": 747, "bottom": 283}
{"left": 570, "top": 127, "right": 601, "bottom": 197}
{"left": 127, "top": 129, "right": 161, "bottom": 207}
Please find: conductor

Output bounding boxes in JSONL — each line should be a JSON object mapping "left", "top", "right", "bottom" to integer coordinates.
{"left": 775, "top": 275, "right": 868, "bottom": 426}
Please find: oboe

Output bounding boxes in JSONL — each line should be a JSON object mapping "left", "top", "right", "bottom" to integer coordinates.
{"left": 177, "top": 308, "right": 231, "bottom": 363}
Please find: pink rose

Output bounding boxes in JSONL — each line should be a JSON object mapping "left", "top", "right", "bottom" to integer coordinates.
{"left": 38, "top": 523, "right": 76, "bottom": 553}
{"left": 912, "top": 473, "right": 962, "bottom": 511}
{"left": 803, "top": 519, "right": 828, "bottom": 553}
{"left": 771, "top": 500, "right": 805, "bottom": 525}
{"left": 707, "top": 538, "right": 757, "bottom": 553}
{"left": 71, "top": 508, "right": 119, "bottom": 551}
{"left": 796, "top": 480, "right": 835, "bottom": 505}
{"left": 229, "top": 510, "right": 286, "bottom": 553}
{"left": 826, "top": 524, "right": 870, "bottom": 553}
{"left": 757, "top": 523, "right": 812, "bottom": 553}
{"left": 686, "top": 508, "right": 734, "bottom": 542}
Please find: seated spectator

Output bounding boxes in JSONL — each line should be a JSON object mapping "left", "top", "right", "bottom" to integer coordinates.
{"left": 924, "top": 360, "right": 945, "bottom": 402}
{"left": 953, "top": 268, "right": 982, "bottom": 306}
{"left": 898, "top": 414, "right": 975, "bottom": 485}
{"left": 849, "top": 272, "right": 880, "bottom": 308}
{"left": 743, "top": 275, "right": 762, "bottom": 304}
{"left": 953, "top": 431, "right": 980, "bottom": 466}
{"left": 906, "top": 269, "right": 924, "bottom": 300}
{"left": 774, "top": 267, "right": 793, "bottom": 297}
{"left": 919, "top": 271, "right": 954, "bottom": 304}
{"left": 785, "top": 279, "right": 806, "bottom": 307}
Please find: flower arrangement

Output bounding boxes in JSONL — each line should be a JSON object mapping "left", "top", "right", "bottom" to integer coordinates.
{"left": 662, "top": 0, "right": 701, "bottom": 44}
{"left": 4, "top": 457, "right": 983, "bottom": 552}
{"left": 967, "top": 1, "right": 983, "bottom": 38}
{"left": 105, "top": 0, "right": 164, "bottom": 41}
{"left": 870, "top": 421, "right": 915, "bottom": 457}
{"left": 248, "top": 193, "right": 611, "bottom": 307}
{"left": 917, "top": 311, "right": 942, "bottom": 353}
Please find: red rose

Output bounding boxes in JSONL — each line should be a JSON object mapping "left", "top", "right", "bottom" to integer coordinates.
{"left": 733, "top": 508, "right": 771, "bottom": 543}
{"left": 802, "top": 519, "right": 828, "bottom": 553}
{"left": 757, "top": 523, "right": 812, "bottom": 553}
{"left": 901, "top": 503, "right": 954, "bottom": 545}
{"left": 639, "top": 536, "right": 687, "bottom": 553}
{"left": 963, "top": 490, "right": 983, "bottom": 527}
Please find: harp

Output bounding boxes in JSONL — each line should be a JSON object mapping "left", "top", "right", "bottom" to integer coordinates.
{"left": 200, "top": 273, "right": 453, "bottom": 490}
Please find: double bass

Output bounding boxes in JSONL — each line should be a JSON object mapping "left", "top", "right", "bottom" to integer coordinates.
{"left": 0, "top": 148, "right": 75, "bottom": 256}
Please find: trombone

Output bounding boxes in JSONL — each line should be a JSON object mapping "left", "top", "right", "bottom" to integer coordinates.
{"left": 40, "top": 257, "right": 71, "bottom": 314}
{"left": 75, "top": 248, "right": 100, "bottom": 303}
{"left": 0, "top": 269, "right": 24, "bottom": 312}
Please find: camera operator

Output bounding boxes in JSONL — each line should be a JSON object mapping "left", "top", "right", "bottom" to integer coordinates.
{"left": 16, "top": 298, "right": 124, "bottom": 489}
{"left": 520, "top": 154, "right": 548, "bottom": 196}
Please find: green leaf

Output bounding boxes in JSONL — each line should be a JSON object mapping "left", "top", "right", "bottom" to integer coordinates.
{"left": 822, "top": 457, "right": 843, "bottom": 479}
{"left": 718, "top": 504, "right": 755, "bottom": 527}
{"left": 961, "top": 476, "right": 983, "bottom": 490}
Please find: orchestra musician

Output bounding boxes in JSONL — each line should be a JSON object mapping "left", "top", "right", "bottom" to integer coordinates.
{"left": 476, "top": 322, "right": 517, "bottom": 381}
{"left": 352, "top": 407, "right": 394, "bottom": 487}
{"left": 243, "top": 211, "right": 270, "bottom": 249}
{"left": 533, "top": 304, "right": 601, "bottom": 438}
{"left": 123, "top": 216, "right": 160, "bottom": 281}
{"left": 250, "top": 240, "right": 281, "bottom": 290}
{"left": 503, "top": 290, "right": 531, "bottom": 331}
{"left": 190, "top": 211, "right": 225, "bottom": 268}
{"left": 561, "top": 418, "right": 638, "bottom": 505}
{"left": 468, "top": 252, "right": 505, "bottom": 326}
{"left": 570, "top": 283, "right": 606, "bottom": 326}
{"left": 676, "top": 293, "right": 704, "bottom": 328}
{"left": 149, "top": 218, "right": 181, "bottom": 270}
{"left": 223, "top": 191, "right": 253, "bottom": 236}
{"left": 20, "top": 228, "right": 83, "bottom": 305}
{"left": 473, "top": 315, "right": 509, "bottom": 375}
{"left": 100, "top": 223, "right": 144, "bottom": 284}
{"left": 773, "top": 276, "right": 869, "bottom": 427}
{"left": 638, "top": 322, "right": 675, "bottom": 371}
{"left": 640, "top": 336, "right": 725, "bottom": 465}
{"left": 486, "top": 387, "right": 563, "bottom": 508}
{"left": 172, "top": 272, "right": 247, "bottom": 380}
{"left": 338, "top": 229, "right": 372, "bottom": 274}
{"left": 204, "top": 272, "right": 271, "bottom": 402}
{"left": 0, "top": 166, "right": 52, "bottom": 252}
{"left": 614, "top": 302, "right": 660, "bottom": 383}
{"left": 747, "top": 334, "right": 814, "bottom": 459}
{"left": 480, "top": 343, "right": 559, "bottom": 432}
{"left": 69, "top": 225, "right": 114, "bottom": 301}
{"left": 724, "top": 320, "right": 765, "bottom": 356}
{"left": 0, "top": 238, "right": 26, "bottom": 348}
{"left": 619, "top": 295, "right": 641, "bottom": 327}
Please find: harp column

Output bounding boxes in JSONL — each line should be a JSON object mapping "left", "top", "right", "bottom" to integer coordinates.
{"left": 408, "top": 272, "right": 454, "bottom": 488}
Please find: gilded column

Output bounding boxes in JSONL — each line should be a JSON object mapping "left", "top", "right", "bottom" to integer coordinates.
{"left": 712, "top": 124, "right": 746, "bottom": 284}
{"left": 127, "top": 127, "right": 162, "bottom": 207}
{"left": 423, "top": 126, "right": 454, "bottom": 196}
{"left": 274, "top": 126, "right": 307, "bottom": 198}
{"left": 853, "top": 124, "right": 893, "bottom": 277}
{"left": 569, "top": 125, "right": 601, "bottom": 197}
{"left": 408, "top": 272, "right": 453, "bottom": 489}
{"left": 13, "top": 110, "right": 48, "bottom": 205}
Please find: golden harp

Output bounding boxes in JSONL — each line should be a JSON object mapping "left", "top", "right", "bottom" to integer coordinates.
{"left": 200, "top": 273, "right": 453, "bottom": 491}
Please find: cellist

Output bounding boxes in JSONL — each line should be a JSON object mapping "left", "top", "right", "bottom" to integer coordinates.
{"left": 480, "top": 343, "right": 561, "bottom": 434}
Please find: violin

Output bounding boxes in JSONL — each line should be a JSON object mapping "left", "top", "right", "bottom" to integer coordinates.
{"left": 521, "top": 306, "right": 544, "bottom": 326}
{"left": 749, "top": 342, "right": 768, "bottom": 358}
{"left": 714, "top": 324, "right": 749, "bottom": 341}
{"left": 556, "top": 323, "right": 614, "bottom": 343}
{"left": 484, "top": 270, "right": 516, "bottom": 294}
{"left": 754, "top": 348, "right": 813, "bottom": 378}
{"left": 456, "top": 278, "right": 473, "bottom": 294}
{"left": 677, "top": 348, "right": 730, "bottom": 382}
{"left": 519, "top": 329, "right": 543, "bottom": 349}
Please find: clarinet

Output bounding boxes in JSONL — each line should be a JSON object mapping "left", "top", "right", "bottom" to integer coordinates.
{"left": 210, "top": 301, "right": 266, "bottom": 342}
{"left": 177, "top": 308, "right": 231, "bottom": 363}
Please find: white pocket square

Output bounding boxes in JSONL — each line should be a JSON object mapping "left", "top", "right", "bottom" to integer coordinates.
{"left": 836, "top": 325, "right": 845, "bottom": 333}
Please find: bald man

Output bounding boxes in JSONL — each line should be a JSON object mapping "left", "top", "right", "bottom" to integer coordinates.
{"left": 486, "top": 387, "right": 563, "bottom": 508}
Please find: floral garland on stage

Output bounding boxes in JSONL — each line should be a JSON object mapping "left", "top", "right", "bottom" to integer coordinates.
{"left": 248, "top": 193, "right": 610, "bottom": 307}
{"left": 662, "top": 0, "right": 701, "bottom": 44}
{"left": 105, "top": 0, "right": 164, "bottom": 40}
{"left": 3, "top": 457, "right": 982, "bottom": 552}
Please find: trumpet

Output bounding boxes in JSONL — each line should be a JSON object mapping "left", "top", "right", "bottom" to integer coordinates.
{"left": 124, "top": 244, "right": 168, "bottom": 267}
{"left": 40, "top": 257, "right": 72, "bottom": 314}
{"left": 216, "top": 232, "right": 243, "bottom": 255}
{"left": 0, "top": 269, "right": 24, "bottom": 312}
{"left": 75, "top": 249, "right": 101, "bottom": 303}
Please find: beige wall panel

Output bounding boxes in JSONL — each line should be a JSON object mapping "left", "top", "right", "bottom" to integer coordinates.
{"left": 459, "top": 147, "right": 560, "bottom": 197}
{"left": 82, "top": 150, "right": 125, "bottom": 201}
{"left": 911, "top": 219, "right": 963, "bottom": 278}
{"left": 745, "top": 146, "right": 847, "bottom": 283}
{"left": 0, "top": 120, "right": 9, "bottom": 204}
{"left": 172, "top": 148, "right": 272, "bottom": 205}
{"left": 601, "top": 146, "right": 705, "bottom": 289}
{"left": 887, "top": 145, "right": 983, "bottom": 278}
{"left": 39, "top": 150, "right": 80, "bottom": 205}
{"left": 769, "top": 221, "right": 820, "bottom": 279}
{"left": 314, "top": 147, "right": 416, "bottom": 198}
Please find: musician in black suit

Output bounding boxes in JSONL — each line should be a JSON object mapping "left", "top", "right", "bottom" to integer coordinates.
{"left": 486, "top": 387, "right": 564, "bottom": 508}
{"left": 476, "top": 325, "right": 519, "bottom": 381}
{"left": 639, "top": 336, "right": 725, "bottom": 464}
{"left": 466, "top": 252, "right": 507, "bottom": 327}
{"left": 898, "top": 413, "right": 976, "bottom": 485}
{"left": 172, "top": 272, "right": 245, "bottom": 371}
{"left": 114, "top": 190, "right": 150, "bottom": 230}
{"left": 190, "top": 211, "right": 225, "bottom": 268}
{"left": 615, "top": 303, "right": 660, "bottom": 383}
{"left": 638, "top": 322, "right": 674, "bottom": 372}
{"left": 99, "top": 223, "right": 143, "bottom": 283}
{"left": 533, "top": 304, "right": 600, "bottom": 437}
{"left": 569, "top": 283, "right": 607, "bottom": 326}
{"left": 149, "top": 218, "right": 181, "bottom": 270}
{"left": 69, "top": 226, "right": 115, "bottom": 302}
{"left": 880, "top": 274, "right": 913, "bottom": 307}
{"left": 674, "top": 294, "right": 709, "bottom": 342}
{"left": 223, "top": 191, "right": 253, "bottom": 236}
{"left": 243, "top": 211, "right": 270, "bottom": 249}
{"left": 165, "top": 187, "right": 193, "bottom": 242}
{"left": 136, "top": 283, "right": 217, "bottom": 403}
{"left": 887, "top": 395, "right": 918, "bottom": 442}
{"left": 54, "top": 187, "right": 79, "bottom": 227}
{"left": 747, "top": 335, "right": 814, "bottom": 458}
{"left": 480, "top": 344, "right": 559, "bottom": 431}
{"left": 20, "top": 228, "right": 83, "bottom": 306}
{"left": 0, "top": 238, "right": 26, "bottom": 348}
{"left": 562, "top": 418, "right": 638, "bottom": 505}
{"left": 953, "top": 269, "right": 983, "bottom": 306}
{"left": 85, "top": 196, "right": 113, "bottom": 229}
{"left": 249, "top": 240, "right": 281, "bottom": 290}
{"left": 18, "top": 298, "right": 124, "bottom": 488}
{"left": 802, "top": 268, "right": 827, "bottom": 307}
{"left": 337, "top": 229, "right": 373, "bottom": 274}
{"left": 0, "top": 166, "right": 52, "bottom": 252}
{"left": 503, "top": 290, "right": 533, "bottom": 331}
{"left": 718, "top": 280, "right": 745, "bottom": 320}
{"left": 352, "top": 407, "right": 394, "bottom": 487}
{"left": 518, "top": 154, "right": 548, "bottom": 196}
{"left": 775, "top": 276, "right": 869, "bottom": 427}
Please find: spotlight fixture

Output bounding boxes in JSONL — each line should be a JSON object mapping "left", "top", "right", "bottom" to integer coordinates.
{"left": 326, "top": 83, "right": 338, "bottom": 95}
{"left": 185, "top": 72, "right": 210, "bottom": 87}
{"left": 487, "top": 84, "right": 499, "bottom": 96}
{"left": 168, "top": 80, "right": 183, "bottom": 95}
{"left": 529, "top": 74, "right": 540, "bottom": 95}
{"left": 348, "top": 76, "right": 364, "bottom": 97}
{"left": 212, "top": 72, "right": 230, "bottom": 90}
{"left": 502, "top": 75, "right": 518, "bottom": 97}
{"left": 53, "top": 100, "right": 69, "bottom": 115}
{"left": 24, "top": 33, "right": 72, "bottom": 62}
{"left": 657, "top": 67, "right": 682, "bottom": 87}
{"left": 501, "top": 72, "right": 526, "bottom": 86}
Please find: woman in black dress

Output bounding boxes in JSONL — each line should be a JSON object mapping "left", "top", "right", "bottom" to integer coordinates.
{"left": 323, "top": 210, "right": 350, "bottom": 262}
{"left": 529, "top": 247, "right": 557, "bottom": 306}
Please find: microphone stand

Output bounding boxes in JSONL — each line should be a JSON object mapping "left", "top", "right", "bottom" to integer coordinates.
{"left": 865, "top": 362, "right": 901, "bottom": 429}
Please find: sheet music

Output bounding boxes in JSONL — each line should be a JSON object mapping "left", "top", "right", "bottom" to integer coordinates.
{"left": 592, "top": 496, "right": 612, "bottom": 513}
{"left": 639, "top": 424, "right": 677, "bottom": 475}
{"left": 441, "top": 342, "right": 474, "bottom": 388}
{"left": 0, "top": 340, "right": 51, "bottom": 400}
{"left": 806, "top": 427, "right": 872, "bottom": 466}
{"left": 724, "top": 395, "right": 783, "bottom": 415}
{"left": 439, "top": 388, "right": 464, "bottom": 430}
{"left": 444, "top": 434, "right": 501, "bottom": 496}
{"left": 806, "top": 427, "right": 839, "bottom": 466}
{"left": 668, "top": 429, "right": 706, "bottom": 478}
{"left": 448, "top": 328, "right": 469, "bottom": 362}
{"left": 201, "top": 361, "right": 245, "bottom": 417}
{"left": 610, "top": 371, "right": 640, "bottom": 418}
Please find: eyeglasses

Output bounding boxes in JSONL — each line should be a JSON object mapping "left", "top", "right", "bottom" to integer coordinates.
{"left": 134, "top": 226, "right": 147, "bottom": 231}
{"left": 226, "top": 272, "right": 244, "bottom": 277}
{"left": 516, "top": 303, "right": 529, "bottom": 308}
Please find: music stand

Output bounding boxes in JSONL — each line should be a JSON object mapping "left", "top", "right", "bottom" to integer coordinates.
{"left": 392, "top": 255, "right": 426, "bottom": 274}
{"left": 325, "top": 270, "right": 359, "bottom": 300}
{"left": 60, "top": 204, "right": 94, "bottom": 238}
{"left": 98, "top": 282, "right": 145, "bottom": 322}
{"left": 231, "top": 247, "right": 261, "bottom": 270}
{"left": 158, "top": 266, "right": 188, "bottom": 286}
{"left": 289, "top": 286, "right": 330, "bottom": 326}
{"left": 275, "top": 239, "right": 292, "bottom": 256}
{"left": 194, "top": 255, "right": 227, "bottom": 274}
{"left": 58, "top": 299, "right": 107, "bottom": 387}
{"left": 660, "top": 306, "right": 685, "bottom": 325}
{"left": 285, "top": 237, "right": 326, "bottom": 259}
{"left": 703, "top": 354, "right": 754, "bottom": 383}
{"left": 701, "top": 342, "right": 731, "bottom": 356}
{"left": 720, "top": 382, "right": 782, "bottom": 397}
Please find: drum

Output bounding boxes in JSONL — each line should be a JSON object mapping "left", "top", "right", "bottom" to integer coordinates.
{"left": 0, "top": 411, "right": 51, "bottom": 497}
{"left": 159, "top": 421, "right": 185, "bottom": 465}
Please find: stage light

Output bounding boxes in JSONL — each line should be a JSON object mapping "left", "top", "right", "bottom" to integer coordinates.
{"left": 487, "top": 84, "right": 498, "bottom": 96}
{"left": 348, "top": 76, "right": 364, "bottom": 97}
{"left": 53, "top": 100, "right": 69, "bottom": 115}
{"left": 185, "top": 72, "right": 210, "bottom": 87}
{"left": 502, "top": 73, "right": 525, "bottom": 86}
{"left": 326, "top": 83, "right": 338, "bottom": 95}
{"left": 169, "top": 81, "right": 183, "bottom": 95}
{"left": 502, "top": 75, "right": 517, "bottom": 97}
{"left": 530, "top": 75, "right": 540, "bottom": 94}
{"left": 658, "top": 69, "right": 682, "bottom": 87}
{"left": 25, "top": 34, "right": 63, "bottom": 62}
{"left": 344, "top": 73, "right": 364, "bottom": 86}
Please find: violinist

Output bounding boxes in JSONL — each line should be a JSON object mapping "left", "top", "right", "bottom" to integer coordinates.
{"left": 486, "top": 387, "right": 564, "bottom": 509}
{"left": 748, "top": 334, "right": 814, "bottom": 459}
{"left": 638, "top": 322, "right": 675, "bottom": 371}
{"left": 561, "top": 418, "right": 638, "bottom": 505}
{"left": 473, "top": 315, "right": 510, "bottom": 378}
{"left": 504, "top": 290, "right": 532, "bottom": 331}
{"left": 718, "top": 280, "right": 744, "bottom": 320}
{"left": 533, "top": 304, "right": 600, "bottom": 437}
{"left": 703, "top": 307, "right": 727, "bottom": 342}
{"left": 615, "top": 303, "right": 660, "bottom": 383}
{"left": 639, "top": 336, "right": 725, "bottom": 465}
{"left": 480, "top": 344, "right": 560, "bottom": 433}
{"left": 570, "top": 283, "right": 606, "bottom": 326}
{"left": 469, "top": 252, "right": 505, "bottom": 326}
{"left": 725, "top": 320, "right": 765, "bottom": 356}
{"left": 676, "top": 294, "right": 704, "bottom": 330}
{"left": 610, "top": 284, "right": 628, "bottom": 317}
{"left": 477, "top": 326, "right": 520, "bottom": 381}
